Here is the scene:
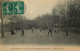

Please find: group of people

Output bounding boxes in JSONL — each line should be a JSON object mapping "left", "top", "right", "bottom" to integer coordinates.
{"left": 10, "top": 26, "right": 59, "bottom": 37}
{"left": 21, "top": 26, "right": 59, "bottom": 37}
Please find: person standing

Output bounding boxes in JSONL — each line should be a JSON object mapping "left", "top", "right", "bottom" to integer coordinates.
{"left": 54, "top": 27, "right": 58, "bottom": 33}
{"left": 21, "top": 28, "right": 24, "bottom": 37}
{"left": 47, "top": 27, "right": 53, "bottom": 36}
{"left": 32, "top": 27, "right": 34, "bottom": 33}
{"left": 11, "top": 28, "right": 16, "bottom": 35}
{"left": 40, "top": 27, "right": 42, "bottom": 32}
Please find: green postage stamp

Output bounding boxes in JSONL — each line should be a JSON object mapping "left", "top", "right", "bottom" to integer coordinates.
{"left": 3, "top": 1, "right": 24, "bottom": 15}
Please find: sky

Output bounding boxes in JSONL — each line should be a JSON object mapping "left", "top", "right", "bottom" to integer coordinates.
{"left": 0, "top": 0, "right": 67, "bottom": 24}
{"left": 19, "top": 0, "right": 66, "bottom": 20}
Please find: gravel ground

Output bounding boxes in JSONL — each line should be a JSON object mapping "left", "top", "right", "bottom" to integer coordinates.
{"left": 0, "top": 29, "right": 80, "bottom": 46}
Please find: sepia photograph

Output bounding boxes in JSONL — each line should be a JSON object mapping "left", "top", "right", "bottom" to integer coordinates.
{"left": 0, "top": 0, "right": 80, "bottom": 51}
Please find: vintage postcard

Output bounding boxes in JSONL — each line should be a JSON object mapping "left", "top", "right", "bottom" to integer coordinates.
{"left": 0, "top": 0, "right": 80, "bottom": 51}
